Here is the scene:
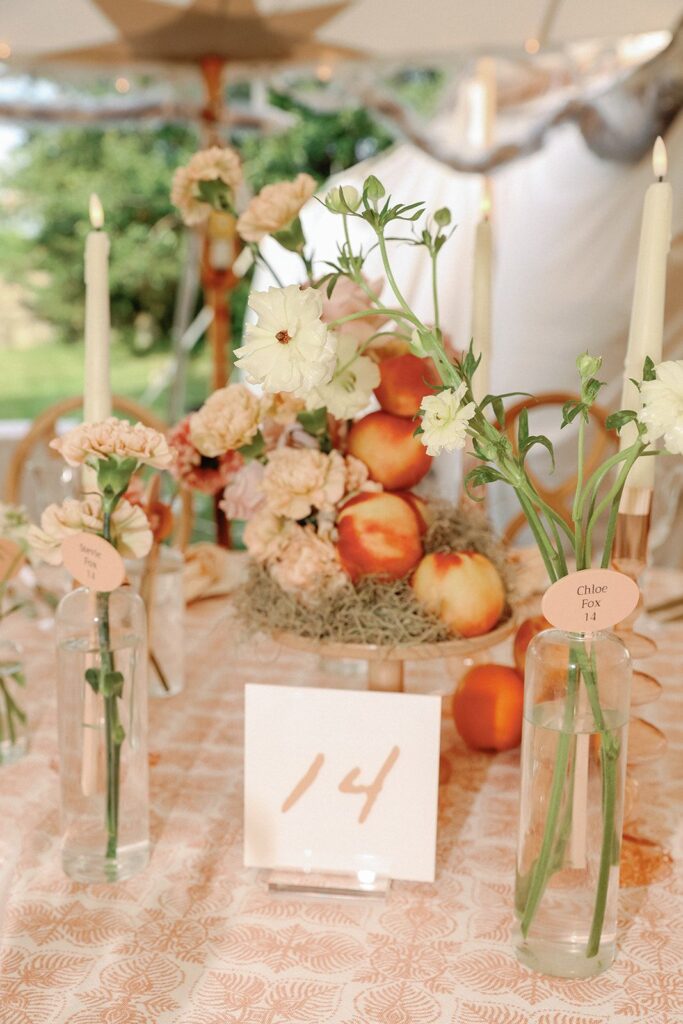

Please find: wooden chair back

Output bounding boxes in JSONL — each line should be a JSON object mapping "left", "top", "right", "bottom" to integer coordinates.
{"left": 3, "top": 395, "right": 193, "bottom": 549}
{"left": 502, "top": 391, "right": 616, "bottom": 544}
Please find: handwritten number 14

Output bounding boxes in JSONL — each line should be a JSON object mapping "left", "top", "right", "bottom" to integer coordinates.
{"left": 281, "top": 747, "right": 400, "bottom": 824}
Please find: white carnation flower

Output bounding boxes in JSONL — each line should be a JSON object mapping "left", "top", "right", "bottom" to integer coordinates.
{"left": 639, "top": 360, "right": 683, "bottom": 455}
{"left": 419, "top": 383, "right": 475, "bottom": 457}
{"left": 305, "top": 335, "right": 380, "bottom": 420}
{"left": 235, "top": 285, "right": 337, "bottom": 395}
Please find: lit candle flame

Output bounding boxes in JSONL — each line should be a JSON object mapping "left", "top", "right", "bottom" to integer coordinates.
{"left": 652, "top": 136, "right": 667, "bottom": 179}
{"left": 89, "top": 193, "right": 104, "bottom": 229}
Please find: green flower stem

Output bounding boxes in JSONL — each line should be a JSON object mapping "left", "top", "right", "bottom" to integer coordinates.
{"left": 328, "top": 307, "right": 419, "bottom": 330}
{"left": 377, "top": 229, "right": 414, "bottom": 319}
{"left": 98, "top": 502, "right": 123, "bottom": 866}
{"left": 572, "top": 644, "right": 620, "bottom": 957}
{"left": 0, "top": 675, "right": 26, "bottom": 744}
{"left": 583, "top": 443, "right": 645, "bottom": 569}
{"left": 520, "top": 656, "right": 580, "bottom": 936}
{"left": 430, "top": 250, "right": 440, "bottom": 331}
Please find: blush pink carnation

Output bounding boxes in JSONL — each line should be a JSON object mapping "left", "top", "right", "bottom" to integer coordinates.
{"left": 261, "top": 448, "right": 346, "bottom": 520}
{"left": 269, "top": 527, "right": 349, "bottom": 601}
{"left": 236, "top": 174, "right": 316, "bottom": 243}
{"left": 28, "top": 496, "right": 152, "bottom": 565}
{"left": 171, "top": 145, "right": 243, "bottom": 226}
{"left": 220, "top": 461, "right": 266, "bottom": 520}
{"left": 243, "top": 510, "right": 299, "bottom": 564}
{"left": 189, "top": 384, "right": 263, "bottom": 458}
{"left": 51, "top": 418, "right": 172, "bottom": 470}
{"left": 167, "top": 416, "right": 243, "bottom": 495}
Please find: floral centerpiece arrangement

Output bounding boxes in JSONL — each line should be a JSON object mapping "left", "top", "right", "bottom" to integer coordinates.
{"left": 174, "top": 147, "right": 683, "bottom": 974}
{"left": 30, "top": 419, "right": 172, "bottom": 878}
{"left": 171, "top": 149, "right": 512, "bottom": 644}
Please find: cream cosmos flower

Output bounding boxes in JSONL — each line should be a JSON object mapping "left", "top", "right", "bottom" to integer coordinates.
{"left": 51, "top": 418, "right": 172, "bottom": 470}
{"left": 236, "top": 174, "right": 316, "bottom": 243}
{"left": 639, "top": 360, "right": 683, "bottom": 455}
{"left": 305, "top": 335, "right": 380, "bottom": 420}
{"left": 28, "top": 496, "right": 152, "bottom": 566}
{"left": 419, "top": 383, "right": 475, "bottom": 457}
{"left": 235, "top": 285, "right": 337, "bottom": 395}
{"left": 189, "top": 384, "right": 263, "bottom": 457}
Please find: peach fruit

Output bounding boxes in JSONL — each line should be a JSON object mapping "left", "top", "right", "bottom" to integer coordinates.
{"left": 411, "top": 551, "right": 506, "bottom": 637}
{"left": 347, "top": 411, "right": 432, "bottom": 490}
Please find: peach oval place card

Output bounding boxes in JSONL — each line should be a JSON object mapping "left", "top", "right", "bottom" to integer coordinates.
{"left": 541, "top": 568, "right": 639, "bottom": 634}
{"left": 0, "top": 538, "right": 25, "bottom": 581}
{"left": 62, "top": 533, "right": 125, "bottom": 592}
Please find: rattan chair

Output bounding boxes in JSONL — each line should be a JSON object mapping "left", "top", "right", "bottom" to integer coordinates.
{"left": 3, "top": 395, "right": 193, "bottom": 549}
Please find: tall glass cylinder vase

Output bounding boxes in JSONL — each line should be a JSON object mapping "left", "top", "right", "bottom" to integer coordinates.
{"left": 514, "top": 629, "right": 631, "bottom": 977}
{"left": 126, "top": 546, "right": 185, "bottom": 698}
{"left": 55, "top": 586, "right": 149, "bottom": 883}
{"left": 0, "top": 639, "right": 28, "bottom": 765}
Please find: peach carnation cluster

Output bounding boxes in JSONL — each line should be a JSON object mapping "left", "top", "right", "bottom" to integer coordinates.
{"left": 28, "top": 496, "right": 152, "bottom": 566}
{"left": 243, "top": 448, "right": 378, "bottom": 598}
{"left": 51, "top": 418, "right": 172, "bottom": 471}
{"left": 171, "top": 146, "right": 243, "bottom": 226}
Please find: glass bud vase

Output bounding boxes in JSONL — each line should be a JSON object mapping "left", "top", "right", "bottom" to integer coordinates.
{"left": 0, "top": 640, "right": 28, "bottom": 765}
{"left": 514, "top": 629, "right": 631, "bottom": 978}
{"left": 126, "top": 546, "right": 185, "bottom": 698}
{"left": 55, "top": 586, "right": 150, "bottom": 883}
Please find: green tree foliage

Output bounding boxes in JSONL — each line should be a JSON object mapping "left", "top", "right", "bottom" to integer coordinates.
{"left": 3, "top": 123, "right": 198, "bottom": 346}
{"left": 0, "top": 96, "right": 393, "bottom": 349}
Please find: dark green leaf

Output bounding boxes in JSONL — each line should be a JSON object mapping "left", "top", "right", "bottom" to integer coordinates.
{"left": 464, "top": 465, "right": 506, "bottom": 500}
{"left": 518, "top": 408, "right": 529, "bottom": 448}
{"left": 521, "top": 434, "right": 556, "bottom": 472}
{"left": 643, "top": 356, "right": 656, "bottom": 382}
{"left": 85, "top": 667, "right": 101, "bottom": 693}
{"left": 605, "top": 410, "right": 638, "bottom": 432}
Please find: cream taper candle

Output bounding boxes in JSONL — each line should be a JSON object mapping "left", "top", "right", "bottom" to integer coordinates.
{"left": 619, "top": 137, "right": 673, "bottom": 488}
{"left": 471, "top": 187, "right": 493, "bottom": 403}
{"left": 84, "top": 193, "right": 112, "bottom": 423}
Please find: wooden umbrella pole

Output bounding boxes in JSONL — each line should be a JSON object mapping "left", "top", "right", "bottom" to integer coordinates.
{"left": 200, "top": 54, "right": 233, "bottom": 392}
{"left": 199, "top": 55, "right": 238, "bottom": 547}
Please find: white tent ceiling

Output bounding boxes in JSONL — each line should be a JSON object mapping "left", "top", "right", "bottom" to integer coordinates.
{"left": 1, "top": 0, "right": 682, "bottom": 68}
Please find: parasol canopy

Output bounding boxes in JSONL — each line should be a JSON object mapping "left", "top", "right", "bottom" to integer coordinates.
{"left": 1, "top": 0, "right": 682, "bottom": 71}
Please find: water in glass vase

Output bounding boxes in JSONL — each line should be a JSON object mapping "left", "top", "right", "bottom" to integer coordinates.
{"left": 57, "top": 609, "right": 149, "bottom": 884}
{"left": 515, "top": 698, "right": 629, "bottom": 978}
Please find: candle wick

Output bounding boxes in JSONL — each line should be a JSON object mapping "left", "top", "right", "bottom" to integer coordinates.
{"left": 658, "top": 176, "right": 664, "bottom": 183}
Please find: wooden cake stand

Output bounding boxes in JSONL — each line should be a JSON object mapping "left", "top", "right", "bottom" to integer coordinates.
{"left": 274, "top": 616, "right": 516, "bottom": 692}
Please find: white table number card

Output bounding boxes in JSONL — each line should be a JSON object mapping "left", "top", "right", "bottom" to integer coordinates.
{"left": 244, "top": 684, "right": 442, "bottom": 883}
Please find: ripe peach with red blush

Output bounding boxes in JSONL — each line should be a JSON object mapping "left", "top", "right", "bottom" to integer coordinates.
{"left": 412, "top": 551, "right": 506, "bottom": 637}
{"left": 336, "top": 491, "right": 424, "bottom": 581}
{"left": 513, "top": 615, "right": 552, "bottom": 675}
{"left": 374, "top": 353, "right": 441, "bottom": 418}
{"left": 347, "top": 411, "right": 432, "bottom": 491}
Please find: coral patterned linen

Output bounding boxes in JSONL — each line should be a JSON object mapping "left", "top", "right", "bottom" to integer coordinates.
{"left": 1, "top": 570, "right": 681, "bottom": 1024}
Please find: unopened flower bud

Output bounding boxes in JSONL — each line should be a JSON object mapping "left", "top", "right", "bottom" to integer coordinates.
{"left": 363, "top": 175, "right": 386, "bottom": 202}
{"left": 576, "top": 352, "right": 602, "bottom": 379}
{"left": 325, "top": 185, "right": 361, "bottom": 213}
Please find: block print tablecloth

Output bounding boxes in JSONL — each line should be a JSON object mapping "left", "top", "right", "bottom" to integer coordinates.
{"left": 0, "top": 570, "right": 681, "bottom": 1024}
